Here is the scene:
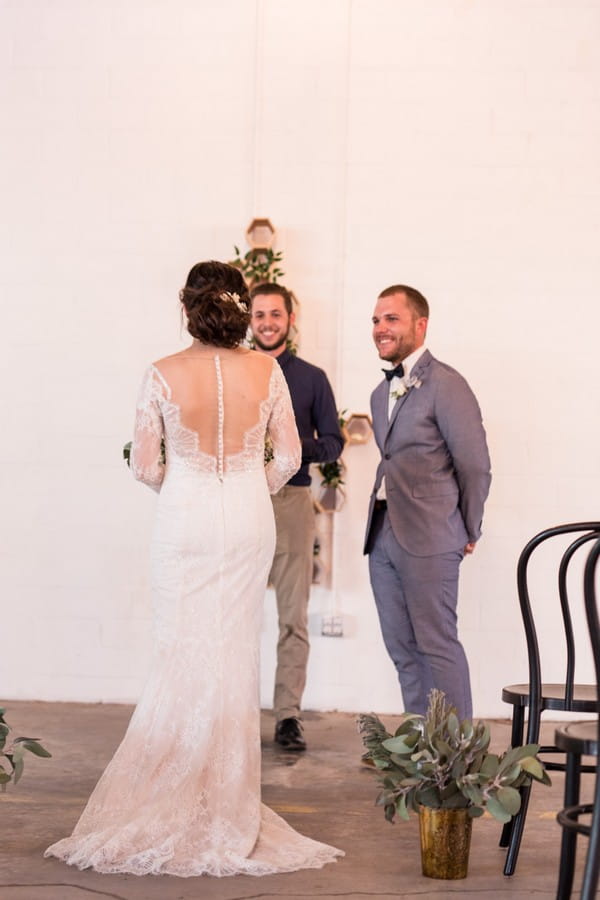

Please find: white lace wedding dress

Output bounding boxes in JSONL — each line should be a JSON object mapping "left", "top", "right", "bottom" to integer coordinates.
{"left": 45, "top": 346, "right": 343, "bottom": 877}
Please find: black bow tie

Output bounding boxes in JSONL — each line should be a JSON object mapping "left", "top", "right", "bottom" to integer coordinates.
{"left": 383, "top": 363, "right": 404, "bottom": 382}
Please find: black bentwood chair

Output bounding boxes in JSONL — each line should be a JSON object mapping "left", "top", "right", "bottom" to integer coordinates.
{"left": 500, "top": 522, "right": 600, "bottom": 877}
{"left": 555, "top": 536, "right": 600, "bottom": 900}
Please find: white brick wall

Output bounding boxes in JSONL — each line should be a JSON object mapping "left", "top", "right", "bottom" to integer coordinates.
{"left": 2, "top": 0, "right": 599, "bottom": 716}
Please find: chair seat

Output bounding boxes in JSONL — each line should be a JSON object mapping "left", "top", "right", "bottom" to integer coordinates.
{"left": 502, "top": 683, "right": 597, "bottom": 712}
{"left": 555, "top": 721, "right": 599, "bottom": 757}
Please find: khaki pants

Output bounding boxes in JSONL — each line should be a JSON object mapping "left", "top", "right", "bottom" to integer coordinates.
{"left": 269, "top": 486, "right": 315, "bottom": 721}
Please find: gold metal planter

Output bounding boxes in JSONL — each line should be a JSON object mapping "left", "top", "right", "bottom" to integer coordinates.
{"left": 418, "top": 806, "right": 472, "bottom": 879}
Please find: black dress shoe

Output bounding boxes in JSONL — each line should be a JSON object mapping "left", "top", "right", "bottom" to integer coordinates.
{"left": 274, "top": 717, "right": 306, "bottom": 751}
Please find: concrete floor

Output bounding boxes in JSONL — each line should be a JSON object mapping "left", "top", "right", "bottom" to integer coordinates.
{"left": 0, "top": 701, "right": 593, "bottom": 899}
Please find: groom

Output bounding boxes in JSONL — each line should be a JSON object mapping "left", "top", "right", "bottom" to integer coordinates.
{"left": 364, "top": 285, "right": 491, "bottom": 720}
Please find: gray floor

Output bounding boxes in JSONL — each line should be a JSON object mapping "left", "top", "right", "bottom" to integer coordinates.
{"left": 0, "top": 701, "right": 592, "bottom": 899}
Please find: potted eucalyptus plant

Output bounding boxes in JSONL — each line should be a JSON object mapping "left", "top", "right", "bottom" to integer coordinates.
{"left": 358, "top": 689, "right": 550, "bottom": 880}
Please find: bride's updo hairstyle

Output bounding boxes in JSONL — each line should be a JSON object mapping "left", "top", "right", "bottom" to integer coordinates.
{"left": 180, "top": 260, "right": 250, "bottom": 349}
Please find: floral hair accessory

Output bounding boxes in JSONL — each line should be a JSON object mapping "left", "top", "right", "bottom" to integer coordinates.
{"left": 220, "top": 291, "right": 247, "bottom": 313}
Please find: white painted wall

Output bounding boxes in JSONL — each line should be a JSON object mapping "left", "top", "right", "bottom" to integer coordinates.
{"left": 2, "top": 0, "right": 599, "bottom": 717}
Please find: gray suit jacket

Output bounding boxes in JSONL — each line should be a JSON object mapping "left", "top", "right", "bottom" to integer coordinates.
{"left": 363, "top": 350, "right": 491, "bottom": 557}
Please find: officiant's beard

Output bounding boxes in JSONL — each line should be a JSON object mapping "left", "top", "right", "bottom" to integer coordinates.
{"left": 252, "top": 331, "right": 289, "bottom": 353}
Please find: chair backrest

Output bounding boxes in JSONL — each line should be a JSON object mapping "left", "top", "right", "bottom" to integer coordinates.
{"left": 584, "top": 536, "right": 600, "bottom": 698}
{"left": 517, "top": 522, "right": 600, "bottom": 742}
{"left": 580, "top": 536, "right": 600, "bottom": 899}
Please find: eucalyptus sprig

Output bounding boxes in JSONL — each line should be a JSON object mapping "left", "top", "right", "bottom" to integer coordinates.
{"left": 0, "top": 708, "right": 51, "bottom": 791}
{"left": 358, "top": 689, "right": 550, "bottom": 824}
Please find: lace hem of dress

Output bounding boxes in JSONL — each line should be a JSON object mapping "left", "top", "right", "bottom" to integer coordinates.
{"left": 44, "top": 804, "right": 344, "bottom": 877}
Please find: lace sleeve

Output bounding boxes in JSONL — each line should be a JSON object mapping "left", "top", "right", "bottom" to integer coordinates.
{"left": 130, "top": 366, "right": 166, "bottom": 492}
{"left": 265, "top": 361, "right": 301, "bottom": 494}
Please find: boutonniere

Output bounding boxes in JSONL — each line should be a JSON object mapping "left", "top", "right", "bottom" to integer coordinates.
{"left": 390, "top": 376, "right": 422, "bottom": 402}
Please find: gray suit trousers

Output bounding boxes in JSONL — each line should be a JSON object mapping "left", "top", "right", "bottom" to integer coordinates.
{"left": 368, "top": 507, "right": 472, "bottom": 720}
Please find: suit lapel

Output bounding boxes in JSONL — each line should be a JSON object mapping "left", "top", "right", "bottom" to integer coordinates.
{"left": 372, "top": 381, "right": 389, "bottom": 448}
{"left": 410, "top": 348, "right": 432, "bottom": 382}
{"left": 385, "top": 349, "right": 433, "bottom": 439}
{"left": 386, "top": 389, "right": 410, "bottom": 436}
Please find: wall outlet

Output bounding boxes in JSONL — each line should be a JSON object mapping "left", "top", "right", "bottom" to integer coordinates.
{"left": 321, "top": 615, "right": 344, "bottom": 637}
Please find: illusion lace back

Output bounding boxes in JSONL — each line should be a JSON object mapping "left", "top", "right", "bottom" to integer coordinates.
{"left": 45, "top": 348, "right": 343, "bottom": 877}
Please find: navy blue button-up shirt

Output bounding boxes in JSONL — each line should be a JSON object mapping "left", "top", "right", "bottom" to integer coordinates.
{"left": 275, "top": 349, "right": 344, "bottom": 487}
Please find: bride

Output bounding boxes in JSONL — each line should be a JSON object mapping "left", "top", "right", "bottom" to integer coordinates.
{"left": 45, "top": 260, "right": 343, "bottom": 877}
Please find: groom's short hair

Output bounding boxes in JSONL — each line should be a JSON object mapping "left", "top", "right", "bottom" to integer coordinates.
{"left": 249, "top": 282, "right": 294, "bottom": 316}
{"left": 379, "top": 284, "right": 429, "bottom": 320}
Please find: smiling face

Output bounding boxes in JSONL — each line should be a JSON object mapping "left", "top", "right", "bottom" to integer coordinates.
{"left": 372, "top": 291, "right": 427, "bottom": 365}
{"left": 250, "top": 292, "right": 295, "bottom": 356}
